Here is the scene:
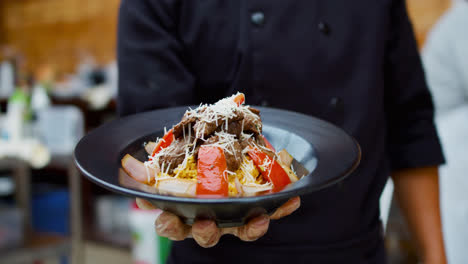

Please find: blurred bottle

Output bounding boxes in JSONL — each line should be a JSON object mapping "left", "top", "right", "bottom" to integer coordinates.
{"left": 129, "top": 201, "right": 171, "bottom": 264}
{"left": 0, "top": 60, "right": 15, "bottom": 99}
{"left": 0, "top": 46, "right": 16, "bottom": 99}
{"left": 31, "top": 64, "right": 53, "bottom": 112}
{"left": 31, "top": 82, "right": 50, "bottom": 113}
{"left": 2, "top": 80, "right": 30, "bottom": 141}
{"left": 77, "top": 50, "right": 97, "bottom": 89}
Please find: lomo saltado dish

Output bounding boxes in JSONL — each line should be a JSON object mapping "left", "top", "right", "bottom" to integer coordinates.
{"left": 121, "top": 93, "right": 301, "bottom": 198}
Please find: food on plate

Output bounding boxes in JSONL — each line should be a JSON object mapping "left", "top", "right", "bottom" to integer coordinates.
{"left": 121, "top": 93, "right": 300, "bottom": 197}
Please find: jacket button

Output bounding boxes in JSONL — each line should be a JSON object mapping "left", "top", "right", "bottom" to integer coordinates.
{"left": 251, "top": 12, "right": 265, "bottom": 26}
{"left": 318, "top": 21, "right": 331, "bottom": 35}
{"left": 330, "top": 97, "right": 341, "bottom": 107}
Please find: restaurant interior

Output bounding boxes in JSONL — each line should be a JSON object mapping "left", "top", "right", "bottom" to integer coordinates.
{"left": 0, "top": 0, "right": 465, "bottom": 263}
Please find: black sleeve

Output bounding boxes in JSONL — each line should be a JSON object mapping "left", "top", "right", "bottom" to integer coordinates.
{"left": 384, "top": 0, "right": 445, "bottom": 170}
{"left": 117, "top": 0, "right": 196, "bottom": 116}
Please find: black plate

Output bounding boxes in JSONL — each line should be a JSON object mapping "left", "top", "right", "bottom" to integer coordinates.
{"left": 74, "top": 106, "right": 360, "bottom": 227}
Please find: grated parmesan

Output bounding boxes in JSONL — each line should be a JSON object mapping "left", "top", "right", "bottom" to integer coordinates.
{"left": 139, "top": 93, "right": 286, "bottom": 196}
{"left": 182, "top": 92, "right": 258, "bottom": 138}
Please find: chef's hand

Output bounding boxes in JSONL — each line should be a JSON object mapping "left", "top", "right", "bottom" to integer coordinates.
{"left": 136, "top": 197, "right": 300, "bottom": 248}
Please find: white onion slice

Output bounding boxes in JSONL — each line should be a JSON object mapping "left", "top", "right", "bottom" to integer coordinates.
{"left": 241, "top": 184, "right": 272, "bottom": 197}
{"left": 156, "top": 178, "right": 196, "bottom": 197}
{"left": 121, "top": 154, "right": 158, "bottom": 184}
{"left": 145, "top": 141, "right": 157, "bottom": 155}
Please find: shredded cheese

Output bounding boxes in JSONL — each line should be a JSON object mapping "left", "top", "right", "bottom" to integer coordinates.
{"left": 140, "top": 93, "right": 283, "bottom": 196}
{"left": 202, "top": 131, "right": 237, "bottom": 155}
{"left": 183, "top": 92, "right": 258, "bottom": 138}
{"left": 291, "top": 163, "right": 297, "bottom": 176}
{"left": 237, "top": 157, "right": 272, "bottom": 190}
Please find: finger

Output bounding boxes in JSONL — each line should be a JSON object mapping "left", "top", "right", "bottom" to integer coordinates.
{"left": 234, "top": 214, "right": 270, "bottom": 242}
{"left": 192, "top": 220, "right": 221, "bottom": 248}
{"left": 135, "top": 198, "right": 157, "bottom": 210}
{"left": 270, "top": 196, "right": 301, "bottom": 220}
{"left": 155, "top": 211, "right": 191, "bottom": 241}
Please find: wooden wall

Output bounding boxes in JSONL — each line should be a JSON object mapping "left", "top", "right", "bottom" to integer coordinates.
{"left": 0, "top": 0, "right": 452, "bottom": 75}
{"left": 0, "top": 0, "right": 120, "bottom": 75}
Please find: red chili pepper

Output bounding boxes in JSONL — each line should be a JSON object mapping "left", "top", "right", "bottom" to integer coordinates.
{"left": 262, "top": 135, "right": 276, "bottom": 152}
{"left": 233, "top": 93, "right": 245, "bottom": 106}
{"left": 196, "top": 146, "right": 229, "bottom": 197}
{"left": 152, "top": 128, "right": 175, "bottom": 156}
{"left": 248, "top": 147, "right": 291, "bottom": 192}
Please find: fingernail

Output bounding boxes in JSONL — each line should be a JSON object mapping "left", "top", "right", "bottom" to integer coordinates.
{"left": 156, "top": 215, "right": 174, "bottom": 236}
{"left": 197, "top": 220, "right": 214, "bottom": 230}
{"left": 156, "top": 222, "right": 169, "bottom": 236}
{"left": 292, "top": 197, "right": 301, "bottom": 208}
{"left": 193, "top": 221, "right": 218, "bottom": 246}
{"left": 136, "top": 199, "right": 155, "bottom": 210}
{"left": 246, "top": 216, "right": 269, "bottom": 240}
{"left": 196, "top": 230, "right": 216, "bottom": 246}
{"left": 253, "top": 215, "right": 269, "bottom": 227}
{"left": 198, "top": 234, "right": 212, "bottom": 245}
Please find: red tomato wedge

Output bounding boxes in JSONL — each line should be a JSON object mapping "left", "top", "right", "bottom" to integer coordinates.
{"left": 152, "top": 128, "right": 175, "bottom": 156}
{"left": 196, "top": 146, "right": 229, "bottom": 197}
{"left": 262, "top": 135, "right": 276, "bottom": 152}
{"left": 233, "top": 93, "right": 245, "bottom": 106}
{"left": 247, "top": 147, "right": 291, "bottom": 192}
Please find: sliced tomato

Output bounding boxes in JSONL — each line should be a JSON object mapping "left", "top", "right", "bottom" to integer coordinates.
{"left": 247, "top": 147, "right": 291, "bottom": 192}
{"left": 152, "top": 128, "right": 174, "bottom": 156}
{"left": 233, "top": 93, "right": 245, "bottom": 106}
{"left": 196, "top": 146, "right": 229, "bottom": 197}
{"left": 262, "top": 135, "right": 276, "bottom": 152}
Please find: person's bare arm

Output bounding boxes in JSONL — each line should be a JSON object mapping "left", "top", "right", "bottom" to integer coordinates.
{"left": 136, "top": 197, "right": 300, "bottom": 248}
{"left": 392, "top": 166, "right": 447, "bottom": 264}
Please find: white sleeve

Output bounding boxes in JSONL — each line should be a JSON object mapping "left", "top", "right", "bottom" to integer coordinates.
{"left": 421, "top": 2, "right": 468, "bottom": 117}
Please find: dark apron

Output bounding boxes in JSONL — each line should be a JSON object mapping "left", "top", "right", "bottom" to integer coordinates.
{"left": 167, "top": 221, "right": 387, "bottom": 264}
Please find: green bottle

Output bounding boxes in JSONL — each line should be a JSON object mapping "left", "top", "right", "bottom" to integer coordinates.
{"left": 157, "top": 235, "right": 172, "bottom": 264}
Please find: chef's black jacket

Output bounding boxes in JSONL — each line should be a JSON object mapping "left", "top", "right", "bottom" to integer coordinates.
{"left": 117, "top": 0, "right": 445, "bottom": 263}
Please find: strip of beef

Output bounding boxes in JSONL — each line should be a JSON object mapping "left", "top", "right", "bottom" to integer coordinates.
{"left": 243, "top": 112, "right": 262, "bottom": 134}
{"left": 193, "top": 109, "right": 244, "bottom": 139}
{"left": 248, "top": 107, "right": 261, "bottom": 116}
{"left": 194, "top": 121, "right": 219, "bottom": 139}
{"left": 192, "top": 145, "right": 201, "bottom": 160}
{"left": 173, "top": 112, "right": 197, "bottom": 139}
{"left": 239, "top": 135, "right": 254, "bottom": 151}
{"left": 239, "top": 134, "right": 275, "bottom": 158}
{"left": 157, "top": 139, "right": 187, "bottom": 174}
{"left": 254, "top": 134, "right": 275, "bottom": 158}
{"left": 227, "top": 120, "right": 243, "bottom": 138}
{"left": 254, "top": 134, "right": 266, "bottom": 147}
{"left": 215, "top": 120, "right": 242, "bottom": 138}
{"left": 224, "top": 141, "right": 242, "bottom": 171}
{"left": 202, "top": 135, "right": 219, "bottom": 145}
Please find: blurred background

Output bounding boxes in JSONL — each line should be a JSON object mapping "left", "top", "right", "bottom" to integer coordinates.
{"left": 0, "top": 0, "right": 464, "bottom": 263}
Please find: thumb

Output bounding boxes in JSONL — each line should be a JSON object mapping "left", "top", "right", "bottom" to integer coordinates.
{"left": 136, "top": 198, "right": 157, "bottom": 210}
{"left": 270, "top": 197, "right": 301, "bottom": 220}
